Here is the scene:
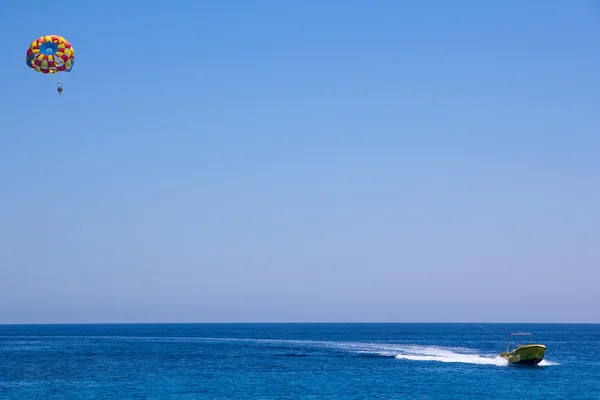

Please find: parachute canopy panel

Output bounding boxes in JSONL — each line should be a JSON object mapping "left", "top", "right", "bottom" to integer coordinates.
{"left": 26, "top": 35, "right": 75, "bottom": 74}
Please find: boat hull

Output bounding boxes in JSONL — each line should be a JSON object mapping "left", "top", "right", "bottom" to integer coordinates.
{"left": 500, "top": 344, "right": 546, "bottom": 365}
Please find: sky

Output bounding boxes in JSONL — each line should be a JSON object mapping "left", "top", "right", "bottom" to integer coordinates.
{"left": 1, "top": 0, "right": 599, "bottom": 324}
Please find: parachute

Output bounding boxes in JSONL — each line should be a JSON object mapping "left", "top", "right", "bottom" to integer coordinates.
{"left": 25, "top": 35, "right": 74, "bottom": 74}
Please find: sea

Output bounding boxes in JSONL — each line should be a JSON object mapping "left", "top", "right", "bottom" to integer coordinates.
{"left": 0, "top": 323, "right": 598, "bottom": 399}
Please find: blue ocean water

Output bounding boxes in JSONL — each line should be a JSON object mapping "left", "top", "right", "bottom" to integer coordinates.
{"left": 0, "top": 323, "right": 598, "bottom": 399}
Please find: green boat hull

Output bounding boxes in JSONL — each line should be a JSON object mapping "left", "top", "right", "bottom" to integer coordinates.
{"left": 500, "top": 344, "right": 546, "bottom": 365}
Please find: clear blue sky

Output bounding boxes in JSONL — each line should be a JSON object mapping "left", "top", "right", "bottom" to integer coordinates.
{"left": 1, "top": 0, "right": 599, "bottom": 324}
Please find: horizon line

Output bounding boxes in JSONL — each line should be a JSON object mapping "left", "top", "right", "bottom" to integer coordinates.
{"left": 1, "top": 321, "right": 598, "bottom": 326}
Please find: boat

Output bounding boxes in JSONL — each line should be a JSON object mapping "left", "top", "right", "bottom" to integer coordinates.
{"left": 499, "top": 332, "right": 546, "bottom": 365}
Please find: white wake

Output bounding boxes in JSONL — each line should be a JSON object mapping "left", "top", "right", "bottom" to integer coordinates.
{"left": 16, "top": 334, "right": 559, "bottom": 366}
{"left": 190, "top": 338, "right": 559, "bottom": 367}
{"left": 327, "top": 342, "right": 510, "bottom": 365}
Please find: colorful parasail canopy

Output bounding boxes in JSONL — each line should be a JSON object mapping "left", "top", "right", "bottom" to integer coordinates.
{"left": 26, "top": 35, "right": 75, "bottom": 74}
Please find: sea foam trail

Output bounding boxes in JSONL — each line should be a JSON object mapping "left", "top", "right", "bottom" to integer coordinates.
{"left": 8, "top": 335, "right": 558, "bottom": 366}
{"left": 191, "top": 338, "right": 553, "bottom": 367}
{"left": 394, "top": 349, "right": 507, "bottom": 366}
{"left": 333, "top": 342, "right": 560, "bottom": 366}
{"left": 328, "top": 342, "right": 508, "bottom": 365}
{"left": 243, "top": 338, "right": 561, "bottom": 367}
{"left": 389, "top": 346, "right": 560, "bottom": 367}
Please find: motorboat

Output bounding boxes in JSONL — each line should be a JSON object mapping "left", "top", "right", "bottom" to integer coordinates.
{"left": 499, "top": 332, "right": 546, "bottom": 365}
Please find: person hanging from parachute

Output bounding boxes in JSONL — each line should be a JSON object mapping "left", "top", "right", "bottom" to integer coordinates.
{"left": 25, "top": 35, "right": 75, "bottom": 95}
